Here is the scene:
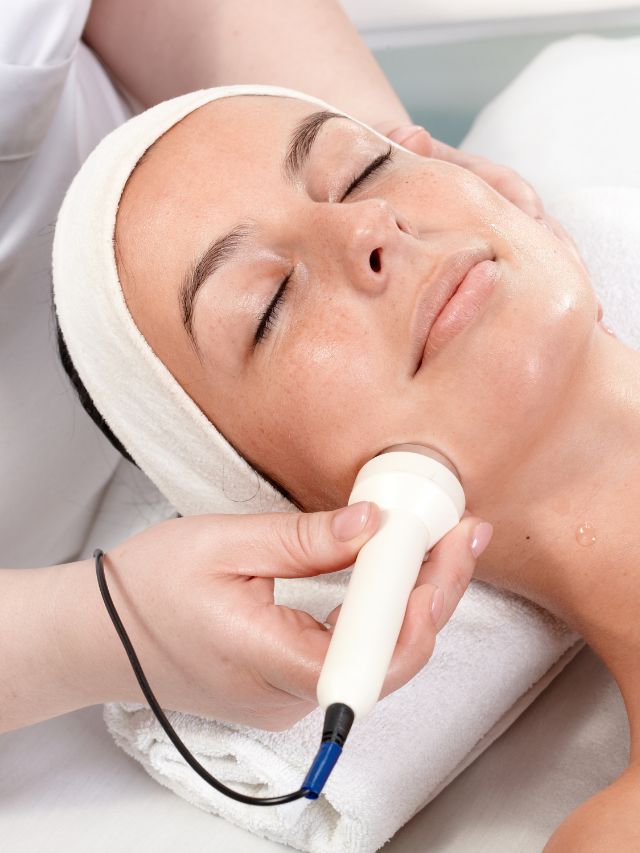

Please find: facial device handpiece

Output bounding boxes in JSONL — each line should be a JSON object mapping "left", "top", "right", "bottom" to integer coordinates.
{"left": 93, "top": 445, "right": 465, "bottom": 807}
{"left": 302, "top": 444, "right": 465, "bottom": 799}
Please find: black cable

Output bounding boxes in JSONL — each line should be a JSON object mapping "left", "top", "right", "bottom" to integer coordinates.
{"left": 94, "top": 549, "right": 305, "bottom": 806}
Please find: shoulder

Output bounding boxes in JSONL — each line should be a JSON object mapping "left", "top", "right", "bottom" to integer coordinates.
{"left": 544, "top": 763, "right": 640, "bottom": 852}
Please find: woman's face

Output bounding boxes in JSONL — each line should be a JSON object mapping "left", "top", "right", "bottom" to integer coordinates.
{"left": 116, "top": 95, "right": 597, "bottom": 510}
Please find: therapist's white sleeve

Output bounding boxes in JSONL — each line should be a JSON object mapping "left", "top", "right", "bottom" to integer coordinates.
{"left": 0, "top": 1, "right": 92, "bottom": 207}
{"left": 0, "top": 0, "right": 138, "bottom": 567}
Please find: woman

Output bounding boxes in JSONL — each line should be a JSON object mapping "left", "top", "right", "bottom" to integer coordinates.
{"left": 1, "top": 0, "right": 515, "bottom": 737}
{"left": 54, "top": 87, "right": 639, "bottom": 850}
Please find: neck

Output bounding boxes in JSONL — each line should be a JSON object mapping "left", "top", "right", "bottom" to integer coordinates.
{"left": 471, "top": 324, "right": 640, "bottom": 758}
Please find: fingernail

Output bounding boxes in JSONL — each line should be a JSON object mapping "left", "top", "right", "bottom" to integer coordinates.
{"left": 470, "top": 521, "right": 494, "bottom": 558}
{"left": 331, "top": 502, "right": 371, "bottom": 541}
{"left": 430, "top": 587, "right": 444, "bottom": 626}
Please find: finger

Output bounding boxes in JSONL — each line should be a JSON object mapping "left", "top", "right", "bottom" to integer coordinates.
{"left": 250, "top": 601, "right": 332, "bottom": 702}
{"left": 491, "top": 171, "right": 543, "bottom": 219}
{"left": 384, "top": 124, "right": 433, "bottom": 158}
{"left": 379, "top": 516, "right": 493, "bottom": 697}
{"left": 324, "top": 508, "right": 489, "bottom": 644}
{"left": 324, "top": 515, "right": 489, "bottom": 699}
{"left": 414, "top": 515, "right": 493, "bottom": 631}
{"left": 261, "top": 582, "right": 438, "bottom": 704}
{"left": 276, "top": 516, "right": 491, "bottom": 702}
{"left": 380, "top": 581, "right": 438, "bottom": 697}
{"left": 223, "top": 502, "right": 380, "bottom": 580}
{"left": 424, "top": 141, "right": 546, "bottom": 222}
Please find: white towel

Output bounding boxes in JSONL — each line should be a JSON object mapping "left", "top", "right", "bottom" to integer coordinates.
{"left": 105, "top": 592, "right": 577, "bottom": 853}
{"left": 103, "top": 36, "right": 640, "bottom": 852}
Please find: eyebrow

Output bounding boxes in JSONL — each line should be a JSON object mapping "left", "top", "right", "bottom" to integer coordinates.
{"left": 283, "top": 109, "right": 343, "bottom": 181}
{"left": 180, "top": 223, "right": 254, "bottom": 348}
{"left": 180, "top": 110, "right": 344, "bottom": 349}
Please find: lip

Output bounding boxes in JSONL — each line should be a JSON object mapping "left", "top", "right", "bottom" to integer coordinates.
{"left": 410, "top": 248, "right": 497, "bottom": 374}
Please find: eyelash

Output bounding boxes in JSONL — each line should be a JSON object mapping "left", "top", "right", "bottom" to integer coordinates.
{"left": 340, "top": 145, "right": 394, "bottom": 202}
{"left": 254, "top": 146, "right": 394, "bottom": 345}
{"left": 255, "top": 270, "right": 293, "bottom": 344}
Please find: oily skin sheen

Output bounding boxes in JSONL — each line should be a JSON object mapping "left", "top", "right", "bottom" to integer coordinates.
{"left": 116, "top": 96, "right": 640, "bottom": 847}
{"left": 116, "top": 95, "right": 594, "bottom": 512}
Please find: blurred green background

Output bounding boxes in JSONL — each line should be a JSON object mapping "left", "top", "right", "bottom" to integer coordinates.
{"left": 372, "top": 22, "right": 640, "bottom": 145}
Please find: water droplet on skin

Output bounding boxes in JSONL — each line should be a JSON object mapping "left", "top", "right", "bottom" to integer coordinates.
{"left": 576, "top": 522, "right": 597, "bottom": 546}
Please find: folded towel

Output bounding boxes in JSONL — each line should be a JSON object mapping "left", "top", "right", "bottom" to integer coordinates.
{"left": 103, "top": 36, "right": 640, "bottom": 853}
{"left": 104, "top": 590, "right": 577, "bottom": 853}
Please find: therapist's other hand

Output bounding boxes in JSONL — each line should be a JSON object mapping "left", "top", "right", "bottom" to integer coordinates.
{"left": 380, "top": 124, "right": 602, "bottom": 319}
{"left": 380, "top": 121, "right": 545, "bottom": 219}
{"left": 76, "top": 505, "right": 490, "bottom": 731}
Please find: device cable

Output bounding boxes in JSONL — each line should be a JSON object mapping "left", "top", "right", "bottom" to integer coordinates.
{"left": 93, "top": 549, "right": 352, "bottom": 805}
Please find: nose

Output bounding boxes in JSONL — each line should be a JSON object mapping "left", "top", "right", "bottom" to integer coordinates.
{"left": 317, "top": 198, "right": 412, "bottom": 294}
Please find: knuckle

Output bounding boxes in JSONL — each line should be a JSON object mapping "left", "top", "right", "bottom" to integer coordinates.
{"left": 274, "top": 516, "right": 303, "bottom": 566}
{"left": 293, "top": 511, "right": 317, "bottom": 563}
{"left": 523, "top": 188, "right": 542, "bottom": 210}
{"left": 392, "top": 631, "right": 435, "bottom": 685}
{"left": 418, "top": 629, "right": 437, "bottom": 662}
{"left": 274, "top": 512, "right": 317, "bottom": 569}
{"left": 491, "top": 173, "right": 511, "bottom": 195}
{"left": 448, "top": 560, "right": 472, "bottom": 603}
{"left": 501, "top": 164, "right": 521, "bottom": 182}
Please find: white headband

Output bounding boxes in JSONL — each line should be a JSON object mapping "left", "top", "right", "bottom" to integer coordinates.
{"left": 53, "top": 84, "right": 400, "bottom": 516}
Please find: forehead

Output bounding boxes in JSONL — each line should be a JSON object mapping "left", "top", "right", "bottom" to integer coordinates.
{"left": 146, "top": 94, "right": 318, "bottom": 196}
{"left": 117, "top": 96, "right": 313, "bottom": 265}
{"left": 115, "top": 96, "right": 325, "bottom": 345}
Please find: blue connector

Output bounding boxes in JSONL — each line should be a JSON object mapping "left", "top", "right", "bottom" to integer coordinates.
{"left": 301, "top": 703, "right": 355, "bottom": 800}
{"left": 301, "top": 741, "right": 343, "bottom": 800}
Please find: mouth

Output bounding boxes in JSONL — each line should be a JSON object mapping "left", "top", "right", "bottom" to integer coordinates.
{"left": 410, "top": 247, "right": 498, "bottom": 374}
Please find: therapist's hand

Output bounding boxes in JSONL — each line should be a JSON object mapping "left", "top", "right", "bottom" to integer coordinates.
{"left": 63, "top": 504, "right": 491, "bottom": 732}
{"left": 379, "top": 122, "right": 546, "bottom": 218}
{"left": 379, "top": 123, "right": 606, "bottom": 323}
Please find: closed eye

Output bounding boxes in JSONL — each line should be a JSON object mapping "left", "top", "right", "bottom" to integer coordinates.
{"left": 340, "top": 145, "right": 394, "bottom": 202}
{"left": 254, "top": 146, "right": 394, "bottom": 346}
{"left": 254, "top": 269, "right": 292, "bottom": 345}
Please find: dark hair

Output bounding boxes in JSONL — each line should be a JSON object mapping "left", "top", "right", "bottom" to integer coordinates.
{"left": 56, "top": 320, "right": 137, "bottom": 466}
{"left": 55, "top": 315, "right": 297, "bottom": 507}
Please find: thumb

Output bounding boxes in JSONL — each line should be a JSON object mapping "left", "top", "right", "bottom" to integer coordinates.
{"left": 234, "top": 502, "right": 380, "bottom": 579}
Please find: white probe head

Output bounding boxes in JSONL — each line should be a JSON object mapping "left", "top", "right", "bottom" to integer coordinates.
{"left": 348, "top": 443, "right": 464, "bottom": 530}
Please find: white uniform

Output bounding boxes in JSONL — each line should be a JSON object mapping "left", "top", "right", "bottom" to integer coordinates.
{"left": 0, "top": 1, "right": 134, "bottom": 566}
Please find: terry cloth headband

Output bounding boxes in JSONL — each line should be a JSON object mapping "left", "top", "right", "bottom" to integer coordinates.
{"left": 53, "top": 84, "right": 404, "bottom": 517}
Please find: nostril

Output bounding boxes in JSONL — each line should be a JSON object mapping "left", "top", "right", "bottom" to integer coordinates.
{"left": 369, "top": 248, "right": 382, "bottom": 273}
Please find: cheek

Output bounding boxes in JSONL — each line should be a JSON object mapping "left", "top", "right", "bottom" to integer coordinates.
{"left": 242, "top": 312, "right": 396, "bottom": 506}
{"left": 279, "top": 320, "right": 382, "bottom": 451}
{"left": 394, "top": 161, "right": 500, "bottom": 230}
{"left": 425, "top": 234, "right": 597, "bottom": 484}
